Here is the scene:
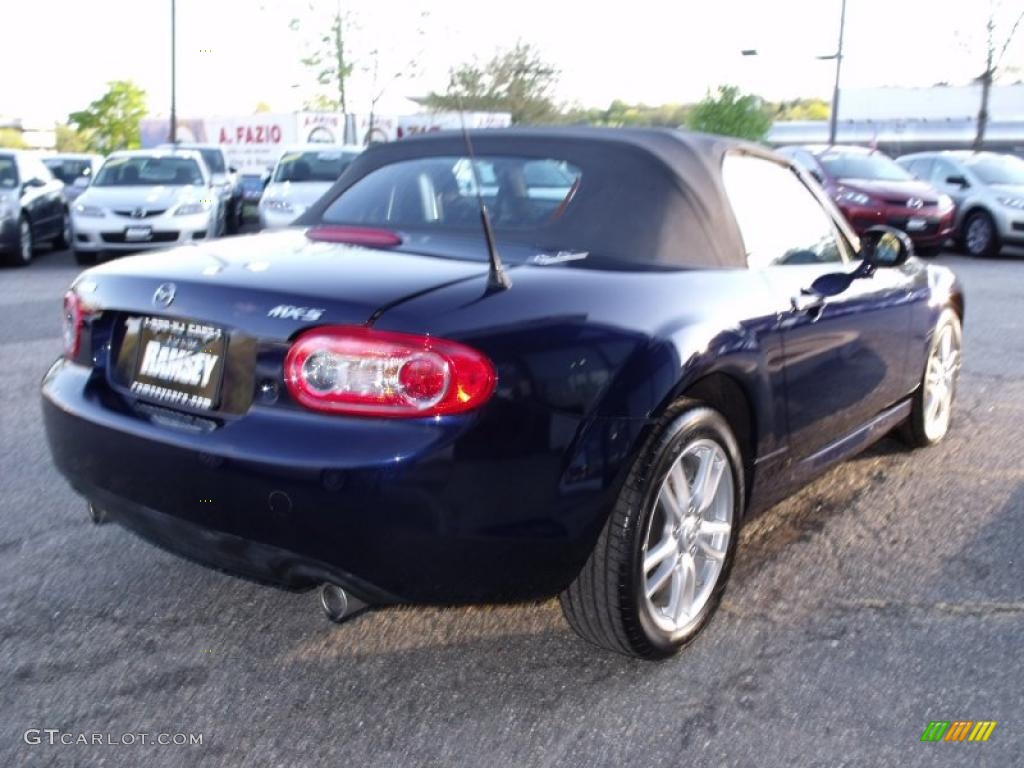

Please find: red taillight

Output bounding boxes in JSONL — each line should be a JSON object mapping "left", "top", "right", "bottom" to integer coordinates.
{"left": 305, "top": 225, "right": 403, "bottom": 248}
{"left": 62, "top": 290, "right": 84, "bottom": 359}
{"left": 284, "top": 326, "right": 496, "bottom": 418}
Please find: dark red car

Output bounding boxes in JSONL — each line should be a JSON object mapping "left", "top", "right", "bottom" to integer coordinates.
{"left": 779, "top": 145, "right": 955, "bottom": 252}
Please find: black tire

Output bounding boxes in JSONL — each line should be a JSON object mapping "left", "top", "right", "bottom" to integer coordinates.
{"left": 74, "top": 249, "right": 97, "bottom": 266}
{"left": 900, "top": 308, "right": 962, "bottom": 448}
{"left": 7, "top": 215, "right": 33, "bottom": 266}
{"left": 560, "top": 401, "right": 744, "bottom": 659}
{"left": 53, "top": 208, "right": 71, "bottom": 249}
{"left": 226, "top": 197, "right": 242, "bottom": 234}
{"left": 961, "top": 209, "right": 999, "bottom": 258}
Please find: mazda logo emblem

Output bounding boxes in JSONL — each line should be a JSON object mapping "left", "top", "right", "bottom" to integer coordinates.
{"left": 132, "top": 207, "right": 147, "bottom": 219}
{"left": 907, "top": 197, "right": 923, "bottom": 209}
{"left": 152, "top": 283, "right": 176, "bottom": 308}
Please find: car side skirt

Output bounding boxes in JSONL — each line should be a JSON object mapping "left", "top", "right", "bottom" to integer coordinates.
{"left": 749, "top": 397, "right": 912, "bottom": 514}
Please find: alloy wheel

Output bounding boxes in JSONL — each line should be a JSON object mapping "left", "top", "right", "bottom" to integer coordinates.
{"left": 923, "top": 322, "right": 960, "bottom": 441}
{"left": 641, "top": 438, "right": 734, "bottom": 635}
{"left": 965, "top": 215, "right": 992, "bottom": 256}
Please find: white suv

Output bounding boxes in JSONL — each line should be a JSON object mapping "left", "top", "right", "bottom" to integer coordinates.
{"left": 898, "top": 151, "right": 1024, "bottom": 257}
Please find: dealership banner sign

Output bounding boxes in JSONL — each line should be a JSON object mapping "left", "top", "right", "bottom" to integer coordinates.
{"left": 141, "top": 111, "right": 511, "bottom": 173}
{"left": 141, "top": 113, "right": 299, "bottom": 172}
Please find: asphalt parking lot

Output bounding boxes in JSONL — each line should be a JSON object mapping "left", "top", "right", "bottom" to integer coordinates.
{"left": 1, "top": 244, "right": 1022, "bottom": 767}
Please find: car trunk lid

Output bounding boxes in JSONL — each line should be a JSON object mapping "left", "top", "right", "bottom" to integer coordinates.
{"left": 76, "top": 229, "right": 490, "bottom": 340}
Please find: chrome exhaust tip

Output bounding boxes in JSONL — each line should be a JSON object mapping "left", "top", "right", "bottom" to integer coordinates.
{"left": 319, "top": 583, "right": 368, "bottom": 623}
{"left": 87, "top": 502, "right": 108, "bottom": 525}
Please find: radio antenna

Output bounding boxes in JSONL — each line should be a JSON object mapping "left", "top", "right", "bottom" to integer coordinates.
{"left": 454, "top": 95, "right": 511, "bottom": 291}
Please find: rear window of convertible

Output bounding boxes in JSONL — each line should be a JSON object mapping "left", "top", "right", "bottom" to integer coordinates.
{"left": 320, "top": 156, "right": 582, "bottom": 234}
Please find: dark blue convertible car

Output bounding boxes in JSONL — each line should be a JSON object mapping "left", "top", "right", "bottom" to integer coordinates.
{"left": 43, "top": 128, "right": 963, "bottom": 658}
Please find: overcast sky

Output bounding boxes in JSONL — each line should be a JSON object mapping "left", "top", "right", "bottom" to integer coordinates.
{"left": 3, "top": 0, "right": 1022, "bottom": 124}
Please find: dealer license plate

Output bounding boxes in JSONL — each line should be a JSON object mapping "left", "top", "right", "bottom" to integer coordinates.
{"left": 125, "top": 226, "right": 153, "bottom": 241}
{"left": 130, "top": 317, "right": 226, "bottom": 411}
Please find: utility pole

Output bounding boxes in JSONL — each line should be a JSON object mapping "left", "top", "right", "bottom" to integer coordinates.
{"left": 169, "top": 0, "right": 177, "bottom": 142}
{"left": 827, "top": 0, "right": 847, "bottom": 145}
{"left": 742, "top": 0, "right": 848, "bottom": 144}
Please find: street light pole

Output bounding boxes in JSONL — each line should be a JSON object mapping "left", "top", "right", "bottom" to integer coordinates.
{"left": 828, "top": 0, "right": 847, "bottom": 145}
{"left": 169, "top": 0, "right": 177, "bottom": 143}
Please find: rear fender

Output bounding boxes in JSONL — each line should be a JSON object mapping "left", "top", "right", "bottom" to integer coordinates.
{"left": 560, "top": 320, "right": 780, "bottom": 528}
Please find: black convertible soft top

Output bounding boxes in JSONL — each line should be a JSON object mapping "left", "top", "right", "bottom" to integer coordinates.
{"left": 300, "top": 127, "right": 776, "bottom": 270}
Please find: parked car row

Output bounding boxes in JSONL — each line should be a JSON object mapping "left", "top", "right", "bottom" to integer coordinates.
{"left": 0, "top": 141, "right": 369, "bottom": 266}
{"left": 779, "top": 144, "right": 1024, "bottom": 257}
{"left": 5, "top": 138, "right": 1022, "bottom": 267}
{"left": 1, "top": 144, "right": 243, "bottom": 266}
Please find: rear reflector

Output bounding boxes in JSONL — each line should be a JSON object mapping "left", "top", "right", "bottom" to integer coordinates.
{"left": 305, "top": 226, "right": 403, "bottom": 248}
{"left": 62, "top": 290, "right": 84, "bottom": 359}
{"left": 284, "top": 326, "right": 496, "bottom": 418}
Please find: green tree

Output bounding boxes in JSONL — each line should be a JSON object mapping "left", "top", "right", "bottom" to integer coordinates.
{"left": 560, "top": 100, "right": 692, "bottom": 127}
{"left": 55, "top": 123, "right": 91, "bottom": 152}
{"left": 771, "top": 98, "right": 830, "bottom": 121}
{"left": 686, "top": 85, "right": 772, "bottom": 141}
{"left": 68, "top": 80, "right": 147, "bottom": 155}
{"left": 418, "top": 42, "right": 560, "bottom": 124}
{"left": 0, "top": 128, "right": 27, "bottom": 149}
{"left": 291, "top": 5, "right": 354, "bottom": 113}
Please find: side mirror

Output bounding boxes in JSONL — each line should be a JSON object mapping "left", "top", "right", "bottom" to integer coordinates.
{"left": 861, "top": 225, "right": 913, "bottom": 268}
{"left": 801, "top": 226, "right": 913, "bottom": 303}
{"left": 229, "top": 166, "right": 238, "bottom": 174}
{"left": 945, "top": 174, "right": 968, "bottom": 188}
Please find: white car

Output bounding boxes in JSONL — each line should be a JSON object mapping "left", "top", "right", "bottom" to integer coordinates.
{"left": 259, "top": 145, "right": 362, "bottom": 230}
{"left": 71, "top": 150, "right": 222, "bottom": 265}
{"left": 42, "top": 153, "right": 104, "bottom": 205}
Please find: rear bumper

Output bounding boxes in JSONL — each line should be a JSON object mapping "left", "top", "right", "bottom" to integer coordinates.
{"left": 84, "top": 483, "right": 399, "bottom": 600}
{"left": 42, "top": 358, "right": 605, "bottom": 604}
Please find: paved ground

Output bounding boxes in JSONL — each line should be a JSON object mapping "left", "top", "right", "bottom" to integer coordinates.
{"left": 1, "top": 244, "right": 1022, "bottom": 767}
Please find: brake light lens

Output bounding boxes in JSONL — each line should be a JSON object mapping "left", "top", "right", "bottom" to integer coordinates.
{"left": 305, "top": 225, "right": 403, "bottom": 248}
{"left": 284, "top": 326, "right": 496, "bottom": 418}
{"left": 62, "top": 290, "right": 85, "bottom": 359}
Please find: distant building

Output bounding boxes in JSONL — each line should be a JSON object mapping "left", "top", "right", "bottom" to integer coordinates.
{"left": 768, "top": 84, "right": 1024, "bottom": 156}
